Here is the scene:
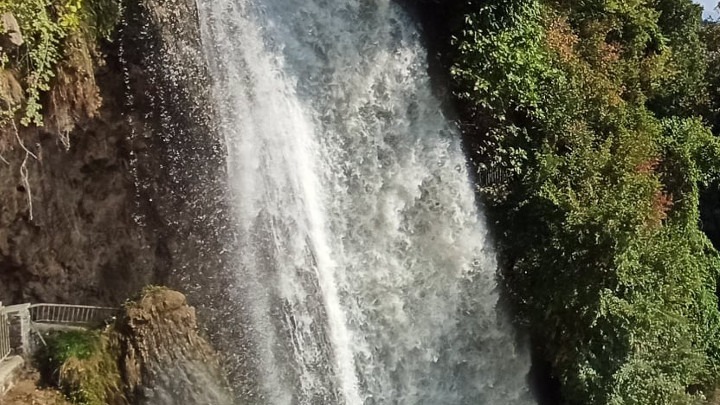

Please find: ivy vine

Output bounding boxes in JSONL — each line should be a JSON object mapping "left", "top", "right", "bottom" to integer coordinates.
{"left": 0, "top": 0, "right": 120, "bottom": 127}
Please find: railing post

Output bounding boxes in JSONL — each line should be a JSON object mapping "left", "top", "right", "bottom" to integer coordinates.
{"left": 3, "top": 304, "right": 31, "bottom": 359}
{"left": 0, "top": 302, "right": 10, "bottom": 363}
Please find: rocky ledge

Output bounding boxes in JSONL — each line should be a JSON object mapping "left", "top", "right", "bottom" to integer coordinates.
{"left": 3, "top": 287, "right": 234, "bottom": 405}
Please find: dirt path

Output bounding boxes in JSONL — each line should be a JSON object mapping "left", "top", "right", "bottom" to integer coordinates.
{"left": 3, "top": 370, "right": 70, "bottom": 405}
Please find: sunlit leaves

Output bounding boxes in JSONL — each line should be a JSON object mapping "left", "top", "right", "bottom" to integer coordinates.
{"left": 448, "top": 0, "right": 720, "bottom": 403}
{"left": 0, "top": 0, "right": 121, "bottom": 126}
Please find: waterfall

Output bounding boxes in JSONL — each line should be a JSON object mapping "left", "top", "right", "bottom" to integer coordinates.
{"left": 195, "top": 0, "right": 534, "bottom": 403}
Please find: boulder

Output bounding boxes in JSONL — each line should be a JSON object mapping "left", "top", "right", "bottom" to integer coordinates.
{"left": 1, "top": 13, "right": 23, "bottom": 48}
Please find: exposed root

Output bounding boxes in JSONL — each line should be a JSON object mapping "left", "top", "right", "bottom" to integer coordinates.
{"left": 12, "top": 119, "right": 36, "bottom": 220}
{"left": 12, "top": 119, "right": 38, "bottom": 160}
{"left": 20, "top": 152, "right": 33, "bottom": 220}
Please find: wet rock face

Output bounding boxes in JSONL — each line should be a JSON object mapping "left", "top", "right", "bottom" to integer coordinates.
{"left": 122, "top": 0, "right": 233, "bottom": 296}
{"left": 116, "top": 288, "right": 234, "bottom": 405}
{"left": 121, "top": 0, "right": 251, "bottom": 392}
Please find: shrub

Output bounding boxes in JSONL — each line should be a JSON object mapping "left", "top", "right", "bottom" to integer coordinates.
{"left": 37, "top": 330, "right": 123, "bottom": 405}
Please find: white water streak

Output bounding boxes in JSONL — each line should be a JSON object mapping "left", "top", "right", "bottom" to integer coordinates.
{"left": 196, "top": 0, "right": 534, "bottom": 403}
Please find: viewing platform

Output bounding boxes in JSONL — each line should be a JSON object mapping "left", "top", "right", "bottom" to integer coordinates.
{"left": 0, "top": 302, "right": 118, "bottom": 397}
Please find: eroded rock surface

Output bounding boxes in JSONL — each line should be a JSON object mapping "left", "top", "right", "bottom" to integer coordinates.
{"left": 116, "top": 288, "right": 234, "bottom": 405}
{"left": 0, "top": 53, "right": 159, "bottom": 305}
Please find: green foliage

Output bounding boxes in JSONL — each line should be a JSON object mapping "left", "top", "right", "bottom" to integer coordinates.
{"left": 38, "top": 330, "right": 122, "bottom": 405}
{"left": 703, "top": 21, "right": 720, "bottom": 133}
{"left": 0, "top": 0, "right": 121, "bottom": 126}
{"left": 41, "top": 330, "right": 101, "bottom": 366}
{"left": 1, "top": 0, "right": 67, "bottom": 125}
{"left": 649, "top": 0, "right": 707, "bottom": 117}
{"left": 450, "top": 1, "right": 559, "bottom": 173}
{"left": 449, "top": 0, "right": 720, "bottom": 403}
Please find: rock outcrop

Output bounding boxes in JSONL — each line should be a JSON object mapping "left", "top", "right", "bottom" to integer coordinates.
{"left": 116, "top": 287, "right": 234, "bottom": 405}
{"left": 1, "top": 13, "right": 23, "bottom": 48}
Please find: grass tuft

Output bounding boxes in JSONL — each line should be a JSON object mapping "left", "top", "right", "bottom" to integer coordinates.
{"left": 37, "top": 330, "right": 123, "bottom": 405}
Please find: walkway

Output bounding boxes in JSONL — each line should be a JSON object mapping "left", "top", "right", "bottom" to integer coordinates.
{"left": 0, "top": 302, "right": 118, "bottom": 397}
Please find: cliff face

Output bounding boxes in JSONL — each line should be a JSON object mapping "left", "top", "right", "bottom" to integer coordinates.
{"left": 0, "top": 3, "right": 254, "bottom": 399}
{"left": 0, "top": 40, "right": 160, "bottom": 305}
{"left": 0, "top": 0, "right": 231, "bottom": 309}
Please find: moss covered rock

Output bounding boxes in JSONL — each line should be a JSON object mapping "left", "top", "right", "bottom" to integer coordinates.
{"left": 37, "top": 287, "right": 233, "bottom": 405}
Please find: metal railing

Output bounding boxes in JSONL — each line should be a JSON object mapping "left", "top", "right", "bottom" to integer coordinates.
{"left": 0, "top": 303, "right": 11, "bottom": 362}
{"left": 29, "top": 304, "right": 119, "bottom": 327}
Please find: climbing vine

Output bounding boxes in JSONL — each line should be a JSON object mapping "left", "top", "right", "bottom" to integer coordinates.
{"left": 0, "top": 0, "right": 120, "bottom": 221}
{"left": 0, "top": 0, "right": 120, "bottom": 126}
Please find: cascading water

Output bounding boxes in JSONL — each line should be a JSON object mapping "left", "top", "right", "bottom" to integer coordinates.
{"left": 196, "top": 0, "right": 534, "bottom": 403}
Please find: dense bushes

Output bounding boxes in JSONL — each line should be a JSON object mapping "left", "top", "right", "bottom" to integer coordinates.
{"left": 703, "top": 20, "right": 720, "bottom": 134}
{"left": 447, "top": 0, "right": 720, "bottom": 403}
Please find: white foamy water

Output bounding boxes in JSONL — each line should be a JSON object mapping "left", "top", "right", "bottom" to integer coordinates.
{"left": 196, "top": 0, "right": 534, "bottom": 403}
